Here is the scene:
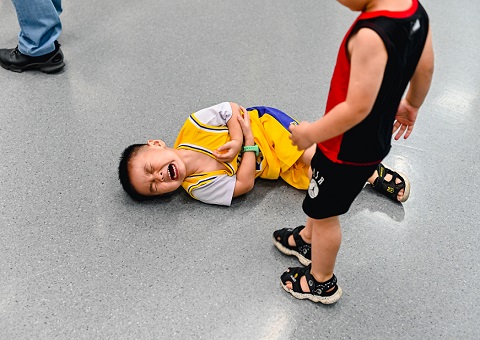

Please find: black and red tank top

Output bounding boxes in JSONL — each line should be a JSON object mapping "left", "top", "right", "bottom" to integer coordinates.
{"left": 318, "top": 0, "right": 429, "bottom": 165}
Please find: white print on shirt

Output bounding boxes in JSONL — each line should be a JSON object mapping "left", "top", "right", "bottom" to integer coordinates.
{"left": 410, "top": 19, "right": 421, "bottom": 35}
{"left": 308, "top": 168, "right": 324, "bottom": 198}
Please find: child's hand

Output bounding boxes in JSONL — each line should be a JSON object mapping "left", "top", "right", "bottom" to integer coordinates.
{"left": 289, "top": 121, "right": 313, "bottom": 150}
{"left": 237, "top": 109, "right": 254, "bottom": 144}
{"left": 393, "top": 99, "right": 419, "bottom": 140}
{"left": 214, "top": 139, "right": 242, "bottom": 162}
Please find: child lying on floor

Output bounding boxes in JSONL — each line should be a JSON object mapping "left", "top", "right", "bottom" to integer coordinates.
{"left": 118, "top": 102, "right": 409, "bottom": 206}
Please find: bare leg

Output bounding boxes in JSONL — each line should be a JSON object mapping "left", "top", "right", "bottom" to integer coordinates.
{"left": 285, "top": 216, "right": 341, "bottom": 291}
{"left": 299, "top": 144, "right": 316, "bottom": 166}
{"left": 299, "top": 144, "right": 316, "bottom": 179}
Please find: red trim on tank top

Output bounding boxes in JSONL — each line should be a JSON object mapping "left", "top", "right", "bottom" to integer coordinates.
{"left": 359, "top": 0, "right": 417, "bottom": 20}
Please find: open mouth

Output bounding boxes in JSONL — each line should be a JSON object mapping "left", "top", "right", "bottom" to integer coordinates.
{"left": 167, "top": 164, "right": 178, "bottom": 180}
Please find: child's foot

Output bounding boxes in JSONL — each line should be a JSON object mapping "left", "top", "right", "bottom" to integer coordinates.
{"left": 273, "top": 226, "right": 311, "bottom": 266}
{"left": 367, "top": 163, "right": 410, "bottom": 203}
{"left": 281, "top": 265, "right": 342, "bottom": 304}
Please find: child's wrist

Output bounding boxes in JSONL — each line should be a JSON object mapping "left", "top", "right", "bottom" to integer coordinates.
{"left": 404, "top": 97, "right": 421, "bottom": 110}
{"left": 241, "top": 144, "right": 259, "bottom": 156}
{"left": 244, "top": 139, "right": 255, "bottom": 146}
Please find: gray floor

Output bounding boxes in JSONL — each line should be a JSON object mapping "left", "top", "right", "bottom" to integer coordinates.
{"left": 1, "top": 1, "right": 479, "bottom": 339}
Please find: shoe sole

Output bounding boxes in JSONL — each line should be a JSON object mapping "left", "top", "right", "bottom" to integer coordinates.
{"left": 281, "top": 282, "right": 343, "bottom": 304}
{"left": 1, "top": 61, "right": 65, "bottom": 74}
{"left": 0, "top": 51, "right": 65, "bottom": 74}
{"left": 273, "top": 237, "right": 311, "bottom": 266}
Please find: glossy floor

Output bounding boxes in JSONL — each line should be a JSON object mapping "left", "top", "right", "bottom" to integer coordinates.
{"left": 1, "top": 1, "right": 479, "bottom": 339}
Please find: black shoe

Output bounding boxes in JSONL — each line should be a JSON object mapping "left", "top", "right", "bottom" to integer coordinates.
{"left": 280, "top": 265, "right": 342, "bottom": 304}
{"left": 273, "top": 225, "right": 311, "bottom": 266}
{"left": 0, "top": 41, "right": 65, "bottom": 73}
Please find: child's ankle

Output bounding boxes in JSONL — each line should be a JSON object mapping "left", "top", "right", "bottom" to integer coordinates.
{"left": 310, "top": 269, "right": 334, "bottom": 284}
{"left": 299, "top": 230, "right": 312, "bottom": 244}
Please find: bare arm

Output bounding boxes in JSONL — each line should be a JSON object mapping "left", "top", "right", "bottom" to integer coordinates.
{"left": 289, "top": 28, "right": 388, "bottom": 149}
{"left": 227, "top": 102, "right": 244, "bottom": 144}
{"left": 213, "top": 102, "right": 244, "bottom": 161}
{"left": 393, "top": 27, "right": 434, "bottom": 140}
{"left": 233, "top": 110, "right": 256, "bottom": 197}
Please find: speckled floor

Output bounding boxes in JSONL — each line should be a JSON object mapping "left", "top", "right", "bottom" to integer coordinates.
{"left": 1, "top": 1, "right": 479, "bottom": 339}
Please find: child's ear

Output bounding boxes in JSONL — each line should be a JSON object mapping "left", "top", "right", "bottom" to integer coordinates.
{"left": 147, "top": 139, "right": 166, "bottom": 148}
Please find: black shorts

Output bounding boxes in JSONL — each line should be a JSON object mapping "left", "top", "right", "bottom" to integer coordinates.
{"left": 302, "top": 148, "right": 378, "bottom": 220}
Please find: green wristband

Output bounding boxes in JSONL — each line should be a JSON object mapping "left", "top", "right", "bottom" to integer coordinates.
{"left": 242, "top": 145, "right": 259, "bottom": 157}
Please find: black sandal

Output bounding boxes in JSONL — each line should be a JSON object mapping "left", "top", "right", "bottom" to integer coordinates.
{"left": 372, "top": 163, "right": 410, "bottom": 203}
{"left": 273, "top": 226, "right": 311, "bottom": 266}
{"left": 280, "top": 265, "right": 342, "bottom": 304}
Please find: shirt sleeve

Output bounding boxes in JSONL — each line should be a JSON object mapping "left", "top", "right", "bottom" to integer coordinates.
{"left": 191, "top": 175, "right": 236, "bottom": 206}
{"left": 193, "top": 102, "right": 233, "bottom": 127}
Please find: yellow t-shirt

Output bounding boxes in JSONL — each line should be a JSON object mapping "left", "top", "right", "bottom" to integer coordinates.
{"left": 174, "top": 103, "right": 309, "bottom": 206}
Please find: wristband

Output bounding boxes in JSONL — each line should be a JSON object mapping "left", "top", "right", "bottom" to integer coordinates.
{"left": 241, "top": 145, "right": 259, "bottom": 157}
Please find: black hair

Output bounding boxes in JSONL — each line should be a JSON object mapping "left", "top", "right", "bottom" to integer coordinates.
{"left": 118, "top": 144, "right": 153, "bottom": 202}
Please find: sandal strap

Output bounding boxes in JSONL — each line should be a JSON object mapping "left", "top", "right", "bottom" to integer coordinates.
{"left": 372, "top": 163, "right": 405, "bottom": 201}
{"left": 274, "top": 225, "right": 310, "bottom": 252}
{"left": 292, "top": 227, "right": 311, "bottom": 255}
{"left": 292, "top": 226, "right": 305, "bottom": 245}
{"left": 281, "top": 266, "right": 310, "bottom": 293}
{"left": 305, "top": 267, "right": 338, "bottom": 297}
{"left": 281, "top": 265, "right": 339, "bottom": 297}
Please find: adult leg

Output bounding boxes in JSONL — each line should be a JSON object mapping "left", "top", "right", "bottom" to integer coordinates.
{"left": 13, "top": 0, "right": 62, "bottom": 56}
{"left": 0, "top": 0, "right": 64, "bottom": 73}
{"left": 52, "top": 0, "right": 63, "bottom": 15}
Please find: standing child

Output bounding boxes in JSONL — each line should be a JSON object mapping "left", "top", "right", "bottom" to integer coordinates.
{"left": 274, "top": 0, "right": 434, "bottom": 304}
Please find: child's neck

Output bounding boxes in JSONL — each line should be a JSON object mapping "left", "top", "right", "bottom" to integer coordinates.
{"left": 365, "top": 0, "right": 412, "bottom": 12}
{"left": 177, "top": 148, "right": 227, "bottom": 176}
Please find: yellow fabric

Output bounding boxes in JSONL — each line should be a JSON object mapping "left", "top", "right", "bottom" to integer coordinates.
{"left": 173, "top": 108, "right": 310, "bottom": 198}
{"left": 174, "top": 114, "right": 239, "bottom": 197}
{"left": 249, "top": 110, "right": 310, "bottom": 190}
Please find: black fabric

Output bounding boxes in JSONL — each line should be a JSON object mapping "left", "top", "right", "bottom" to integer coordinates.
{"left": 273, "top": 225, "right": 311, "bottom": 260}
{"left": 305, "top": 268, "right": 338, "bottom": 297}
{"left": 372, "top": 163, "right": 405, "bottom": 201}
{"left": 338, "top": 3, "right": 429, "bottom": 163}
{"left": 281, "top": 265, "right": 338, "bottom": 297}
{"left": 303, "top": 148, "right": 377, "bottom": 219}
{"left": 281, "top": 266, "right": 308, "bottom": 293}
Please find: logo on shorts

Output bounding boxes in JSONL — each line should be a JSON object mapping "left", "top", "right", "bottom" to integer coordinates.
{"left": 308, "top": 169, "right": 324, "bottom": 198}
